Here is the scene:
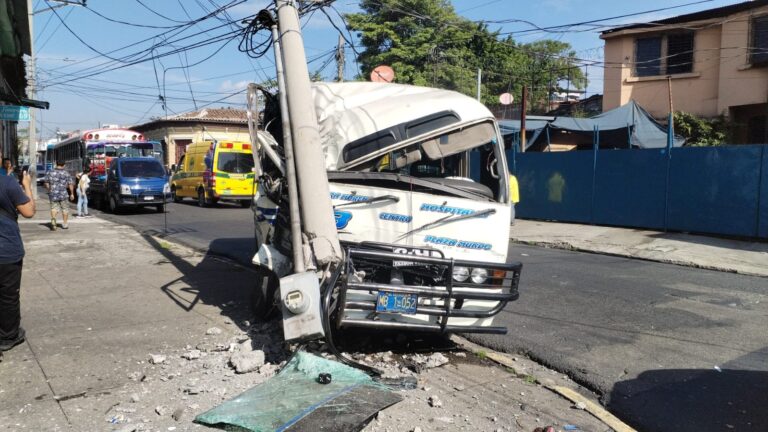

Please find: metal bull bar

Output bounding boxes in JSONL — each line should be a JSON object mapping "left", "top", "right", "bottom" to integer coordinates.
{"left": 336, "top": 246, "right": 522, "bottom": 335}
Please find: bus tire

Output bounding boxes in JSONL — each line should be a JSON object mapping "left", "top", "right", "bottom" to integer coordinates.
{"left": 251, "top": 268, "right": 279, "bottom": 321}
{"left": 197, "top": 188, "right": 208, "bottom": 208}
{"left": 171, "top": 187, "right": 181, "bottom": 203}
{"left": 108, "top": 194, "right": 120, "bottom": 214}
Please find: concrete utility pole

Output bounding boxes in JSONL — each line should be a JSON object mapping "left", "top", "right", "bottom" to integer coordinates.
{"left": 336, "top": 34, "right": 345, "bottom": 82}
{"left": 275, "top": 0, "right": 341, "bottom": 266}
{"left": 269, "top": 22, "right": 305, "bottom": 273}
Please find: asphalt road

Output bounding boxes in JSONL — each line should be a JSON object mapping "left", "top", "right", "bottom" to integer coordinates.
{"left": 468, "top": 244, "right": 768, "bottom": 432}
{"left": 82, "top": 196, "right": 768, "bottom": 432}
{"left": 85, "top": 195, "right": 257, "bottom": 264}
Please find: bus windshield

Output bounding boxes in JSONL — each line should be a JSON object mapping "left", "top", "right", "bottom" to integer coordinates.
{"left": 217, "top": 152, "right": 254, "bottom": 174}
{"left": 120, "top": 160, "right": 166, "bottom": 178}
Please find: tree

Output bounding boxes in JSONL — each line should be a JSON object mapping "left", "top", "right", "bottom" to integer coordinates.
{"left": 345, "top": 0, "right": 586, "bottom": 111}
{"left": 673, "top": 112, "right": 729, "bottom": 146}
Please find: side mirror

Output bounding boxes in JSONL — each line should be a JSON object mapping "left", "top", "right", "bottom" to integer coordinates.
{"left": 171, "top": 164, "right": 177, "bottom": 172}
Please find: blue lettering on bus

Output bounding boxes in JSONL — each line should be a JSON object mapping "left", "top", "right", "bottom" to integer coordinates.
{"left": 335, "top": 210, "right": 353, "bottom": 230}
{"left": 330, "top": 192, "right": 370, "bottom": 202}
{"left": 419, "top": 203, "right": 489, "bottom": 217}
{"left": 379, "top": 212, "right": 413, "bottom": 223}
{"left": 424, "top": 235, "right": 492, "bottom": 250}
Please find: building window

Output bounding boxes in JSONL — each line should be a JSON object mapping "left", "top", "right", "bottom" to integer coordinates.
{"left": 751, "top": 15, "right": 768, "bottom": 66}
{"left": 634, "top": 32, "right": 694, "bottom": 76}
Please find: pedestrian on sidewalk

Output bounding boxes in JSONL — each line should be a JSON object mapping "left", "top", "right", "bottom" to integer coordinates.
{"left": 509, "top": 174, "right": 520, "bottom": 225}
{"left": 0, "top": 158, "right": 14, "bottom": 177}
{"left": 0, "top": 169, "right": 35, "bottom": 360}
{"left": 44, "top": 160, "right": 74, "bottom": 231}
{"left": 76, "top": 168, "right": 91, "bottom": 218}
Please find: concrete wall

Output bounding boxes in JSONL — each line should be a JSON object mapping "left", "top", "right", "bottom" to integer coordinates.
{"left": 602, "top": 6, "right": 768, "bottom": 120}
{"left": 139, "top": 124, "right": 249, "bottom": 165}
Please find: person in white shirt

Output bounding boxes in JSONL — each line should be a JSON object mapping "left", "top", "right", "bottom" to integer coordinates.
{"left": 76, "top": 169, "right": 91, "bottom": 218}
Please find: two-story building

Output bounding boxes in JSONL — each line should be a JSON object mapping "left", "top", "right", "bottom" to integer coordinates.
{"left": 601, "top": 0, "right": 768, "bottom": 144}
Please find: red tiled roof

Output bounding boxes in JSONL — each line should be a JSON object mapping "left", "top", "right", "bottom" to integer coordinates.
{"left": 156, "top": 108, "right": 248, "bottom": 124}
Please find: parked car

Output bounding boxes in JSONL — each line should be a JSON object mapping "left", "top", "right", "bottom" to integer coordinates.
{"left": 170, "top": 140, "right": 255, "bottom": 207}
{"left": 90, "top": 157, "right": 171, "bottom": 213}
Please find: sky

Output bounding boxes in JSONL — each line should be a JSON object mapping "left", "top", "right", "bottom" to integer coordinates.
{"left": 31, "top": 0, "right": 745, "bottom": 141}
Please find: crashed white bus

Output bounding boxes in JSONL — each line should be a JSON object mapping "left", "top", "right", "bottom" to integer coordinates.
{"left": 251, "top": 81, "right": 522, "bottom": 336}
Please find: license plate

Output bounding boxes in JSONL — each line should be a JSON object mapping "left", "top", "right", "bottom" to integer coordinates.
{"left": 143, "top": 196, "right": 154, "bottom": 201}
{"left": 376, "top": 291, "right": 418, "bottom": 314}
{"left": 222, "top": 190, "right": 232, "bottom": 195}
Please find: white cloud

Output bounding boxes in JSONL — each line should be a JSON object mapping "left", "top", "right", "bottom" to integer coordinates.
{"left": 219, "top": 79, "right": 250, "bottom": 92}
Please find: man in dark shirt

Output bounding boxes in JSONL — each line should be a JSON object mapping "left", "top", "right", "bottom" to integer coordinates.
{"left": 0, "top": 169, "right": 35, "bottom": 359}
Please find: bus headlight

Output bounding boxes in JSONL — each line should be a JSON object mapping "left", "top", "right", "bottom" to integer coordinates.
{"left": 452, "top": 266, "right": 470, "bottom": 282}
{"left": 120, "top": 184, "right": 132, "bottom": 195}
{"left": 470, "top": 268, "right": 488, "bottom": 284}
{"left": 163, "top": 182, "right": 170, "bottom": 194}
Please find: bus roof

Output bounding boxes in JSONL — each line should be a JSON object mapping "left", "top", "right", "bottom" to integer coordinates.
{"left": 311, "top": 82, "right": 496, "bottom": 170}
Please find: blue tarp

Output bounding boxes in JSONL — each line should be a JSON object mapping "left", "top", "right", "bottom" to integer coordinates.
{"left": 501, "top": 100, "right": 685, "bottom": 149}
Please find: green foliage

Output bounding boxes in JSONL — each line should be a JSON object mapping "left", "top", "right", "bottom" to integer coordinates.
{"left": 673, "top": 112, "right": 729, "bottom": 147}
{"left": 345, "top": 0, "right": 586, "bottom": 109}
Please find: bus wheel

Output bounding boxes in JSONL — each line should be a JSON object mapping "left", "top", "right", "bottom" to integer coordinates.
{"left": 108, "top": 195, "right": 120, "bottom": 214}
{"left": 171, "top": 187, "right": 181, "bottom": 203}
{"left": 197, "top": 189, "right": 208, "bottom": 208}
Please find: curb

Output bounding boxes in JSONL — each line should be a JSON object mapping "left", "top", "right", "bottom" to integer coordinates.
{"left": 450, "top": 335, "right": 637, "bottom": 432}
{"left": 510, "top": 238, "right": 768, "bottom": 278}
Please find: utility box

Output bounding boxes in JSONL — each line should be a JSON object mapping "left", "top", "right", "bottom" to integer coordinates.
{"left": 279, "top": 272, "right": 325, "bottom": 342}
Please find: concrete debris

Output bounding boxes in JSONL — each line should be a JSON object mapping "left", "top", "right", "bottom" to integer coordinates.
{"left": 129, "top": 393, "right": 141, "bottom": 403}
{"left": 155, "top": 405, "right": 169, "bottom": 416}
{"left": 205, "top": 327, "right": 223, "bottom": 335}
{"left": 575, "top": 401, "right": 587, "bottom": 410}
{"left": 106, "top": 413, "right": 126, "bottom": 424}
{"left": 229, "top": 349, "right": 266, "bottom": 374}
{"left": 181, "top": 350, "right": 202, "bottom": 360}
{"left": 412, "top": 427, "right": 423, "bottom": 432}
{"left": 127, "top": 372, "right": 145, "bottom": 381}
{"left": 424, "top": 353, "right": 449, "bottom": 369}
{"left": 431, "top": 416, "right": 455, "bottom": 424}
{"left": 171, "top": 407, "right": 184, "bottom": 421}
{"left": 259, "top": 363, "right": 278, "bottom": 377}
{"left": 454, "top": 352, "right": 467, "bottom": 358}
{"left": 428, "top": 396, "right": 443, "bottom": 408}
{"left": 148, "top": 354, "right": 166, "bottom": 365}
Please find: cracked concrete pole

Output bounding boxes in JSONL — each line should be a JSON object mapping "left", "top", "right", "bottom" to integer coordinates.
{"left": 275, "top": 0, "right": 341, "bottom": 266}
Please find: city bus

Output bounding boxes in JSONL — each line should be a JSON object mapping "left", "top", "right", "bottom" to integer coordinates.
{"left": 52, "top": 128, "right": 163, "bottom": 179}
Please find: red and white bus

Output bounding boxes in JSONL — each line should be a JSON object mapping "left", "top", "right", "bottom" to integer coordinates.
{"left": 52, "top": 128, "right": 164, "bottom": 178}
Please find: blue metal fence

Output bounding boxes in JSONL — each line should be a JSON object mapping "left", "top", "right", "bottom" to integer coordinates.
{"left": 508, "top": 144, "right": 768, "bottom": 239}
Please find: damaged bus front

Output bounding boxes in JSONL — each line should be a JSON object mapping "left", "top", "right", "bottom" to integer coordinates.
{"left": 253, "top": 82, "right": 522, "bottom": 336}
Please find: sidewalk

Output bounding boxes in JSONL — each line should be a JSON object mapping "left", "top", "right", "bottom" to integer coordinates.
{"left": 0, "top": 200, "right": 616, "bottom": 432}
{"left": 510, "top": 219, "right": 768, "bottom": 277}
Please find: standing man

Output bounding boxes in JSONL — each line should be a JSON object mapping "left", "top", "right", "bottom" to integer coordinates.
{"left": 44, "top": 160, "right": 74, "bottom": 231}
{"left": 76, "top": 168, "right": 91, "bottom": 218}
{"left": 0, "top": 168, "right": 35, "bottom": 359}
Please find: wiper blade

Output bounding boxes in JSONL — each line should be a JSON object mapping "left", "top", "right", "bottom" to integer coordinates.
{"left": 396, "top": 208, "right": 496, "bottom": 241}
{"left": 334, "top": 194, "right": 400, "bottom": 209}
